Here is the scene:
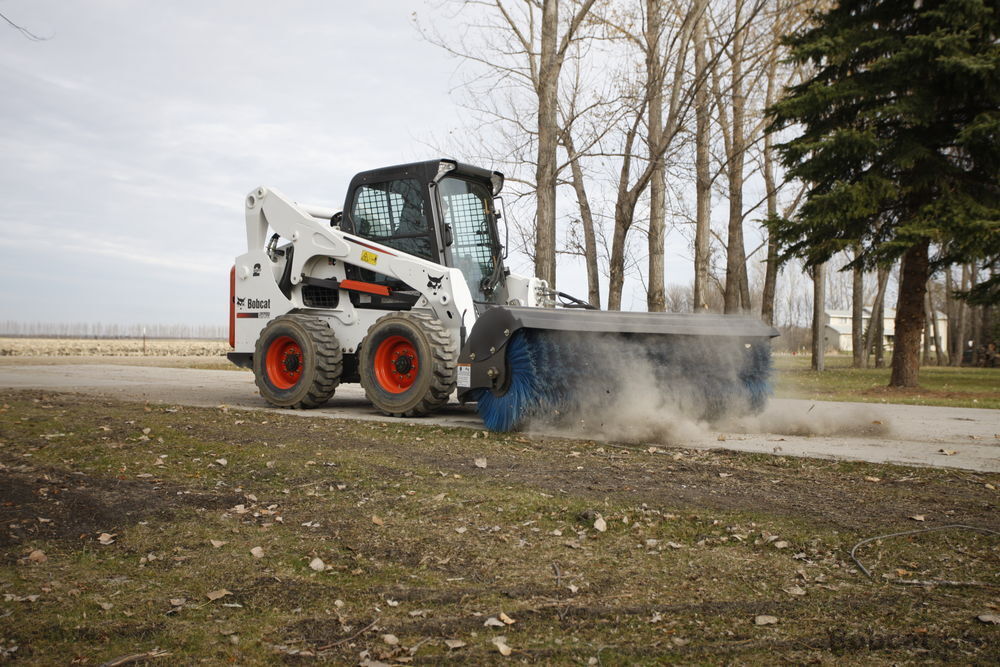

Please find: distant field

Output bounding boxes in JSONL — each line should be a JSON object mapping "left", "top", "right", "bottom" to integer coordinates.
{"left": 0, "top": 337, "right": 228, "bottom": 357}
{"left": 0, "top": 338, "right": 236, "bottom": 370}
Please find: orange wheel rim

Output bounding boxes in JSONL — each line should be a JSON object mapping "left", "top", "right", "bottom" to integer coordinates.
{"left": 265, "top": 335, "right": 303, "bottom": 389}
{"left": 374, "top": 335, "right": 418, "bottom": 393}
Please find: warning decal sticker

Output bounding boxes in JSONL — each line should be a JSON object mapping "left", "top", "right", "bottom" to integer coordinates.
{"left": 457, "top": 363, "right": 471, "bottom": 388}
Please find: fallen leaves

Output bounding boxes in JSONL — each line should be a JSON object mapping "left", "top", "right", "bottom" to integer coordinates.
{"left": 938, "top": 449, "right": 957, "bottom": 456}
{"left": 754, "top": 615, "right": 779, "bottom": 626}
{"left": 909, "top": 514, "right": 926, "bottom": 522}
{"left": 474, "top": 457, "right": 487, "bottom": 469}
{"left": 97, "top": 532, "right": 115, "bottom": 545}
{"left": 371, "top": 515, "right": 385, "bottom": 526}
{"left": 210, "top": 539, "right": 227, "bottom": 548}
{"left": 782, "top": 585, "right": 806, "bottom": 596}
{"left": 491, "top": 636, "right": 512, "bottom": 656}
{"left": 26, "top": 549, "right": 47, "bottom": 564}
{"left": 977, "top": 614, "right": 1000, "bottom": 625}
{"left": 309, "top": 557, "right": 326, "bottom": 572}
{"left": 593, "top": 515, "right": 607, "bottom": 532}
{"left": 250, "top": 546, "right": 265, "bottom": 558}
{"left": 444, "top": 639, "right": 467, "bottom": 650}
{"left": 206, "top": 589, "right": 231, "bottom": 601}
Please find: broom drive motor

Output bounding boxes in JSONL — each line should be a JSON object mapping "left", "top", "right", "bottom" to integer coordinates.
{"left": 229, "top": 159, "right": 777, "bottom": 431}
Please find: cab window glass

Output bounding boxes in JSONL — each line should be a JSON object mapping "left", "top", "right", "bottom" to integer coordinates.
{"left": 350, "top": 178, "right": 433, "bottom": 260}
{"left": 440, "top": 177, "right": 497, "bottom": 301}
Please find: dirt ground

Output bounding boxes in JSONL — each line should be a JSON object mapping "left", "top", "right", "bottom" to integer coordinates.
{"left": 0, "top": 390, "right": 997, "bottom": 664}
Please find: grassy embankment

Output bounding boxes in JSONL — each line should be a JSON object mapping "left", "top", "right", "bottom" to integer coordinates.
{"left": 1, "top": 391, "right": 997, "bottom": 664}
{"left": 772, "top": 353, "right": 1000, "bottom": 409}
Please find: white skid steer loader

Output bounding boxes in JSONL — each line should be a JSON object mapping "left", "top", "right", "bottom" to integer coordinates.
{"left": 229, "top": 159, "right": 777, "bottom": 431}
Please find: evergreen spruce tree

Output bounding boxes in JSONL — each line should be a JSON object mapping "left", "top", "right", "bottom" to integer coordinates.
{"left": 769, "top": 0, "right": 999, "bottom": 386}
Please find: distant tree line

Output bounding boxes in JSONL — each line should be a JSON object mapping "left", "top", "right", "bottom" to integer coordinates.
{"left": 0, "top": 321, "right": 226, "bottom": 340}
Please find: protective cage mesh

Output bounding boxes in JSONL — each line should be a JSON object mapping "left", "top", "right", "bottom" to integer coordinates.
{"left": 352, "top": 187, "right": 398, "bottom": 238}
{"left": 445, "top": 193, "right": 494, "bottom": 278}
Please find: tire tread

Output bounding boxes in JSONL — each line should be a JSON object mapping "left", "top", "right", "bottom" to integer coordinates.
{"left": 253, "top": 314, "right": 343, "bottom": 409}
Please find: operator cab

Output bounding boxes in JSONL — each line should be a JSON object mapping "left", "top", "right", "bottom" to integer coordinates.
{"left": 341, "top": 159, "right": 507, "bottom": 308}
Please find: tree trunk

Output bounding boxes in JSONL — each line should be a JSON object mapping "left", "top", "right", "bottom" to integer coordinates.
{"left": 950, "top": 264, "right": 969, "bottom": 366}
{"left": 929, "top": 289, "right": 945, "bottom": 365}
{"left": 564, "top": 134, "right": 601, "bottom": 309}
{"left": 606, "top": 108, "right": 644, "bottom": 311}
{"left": 944, "top": 268, "right": 956, "bottom": 360}
{"left": 607, "top": 192, "right": 639, "bottom": 311}
{"left": 533, "top": 0, "right": 560, "bottom": 289}
{"left": 645, "top": 0, "right": 665, "bottom": 312}
{"left": 863, "top": 264, "right": 890, "bottom": 368}
{"left": 970, "top": 264, "right": 981, "bottom": 365}
{"left": 851, "top": 252, "right": 864, "bottom": 368}
{"left": 874, "top": 301, "right": 885, "bottom": 368}
{"left": 723, "top": 6, "right": 749, "bottom": 314}
{"left": 890, "top": 241, "right": 930, "bottom": 387}
{"left": 811, "top": 262, "right": 826, "bottom": 371}
{"left": 760, "top": 28, "right": 781, "bottom": 325}
{"left": 693, "top": 15, "right": 711, "bottom": 312}
{"left": 922, "top": 295, "right": 932, "bottom": 365}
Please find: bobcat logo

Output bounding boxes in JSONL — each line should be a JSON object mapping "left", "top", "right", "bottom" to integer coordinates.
{"left": 236, "top": 297, "right": 246, "bottom": 307}
{"left": 252, "top": 263, "right": 261, "bottom": 277}
{"left": 426, "top": 274, "right": 443, "bottom": 290}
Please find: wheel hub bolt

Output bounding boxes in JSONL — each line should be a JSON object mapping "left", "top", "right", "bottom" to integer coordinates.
{"left": 394, "top": 356, "right": 413, "bottom": 375}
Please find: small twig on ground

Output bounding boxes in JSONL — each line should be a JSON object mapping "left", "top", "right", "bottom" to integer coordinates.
{"left": 316, "top": 617, "right": 380, "bottom": 651}
{"left": 551, "top": 562, "right": 562, "bottom": 586}
{"left": 895, "top": 579, "right": 998, "bottom": 588}
{"left": 850, "top": 524, "right": 1000, "bottom": 585}
{"left": 100, "top": 649, "right": 170, "bottom": 666}
{"left": 407, "top": 637, "right": 434, "bottom": 656}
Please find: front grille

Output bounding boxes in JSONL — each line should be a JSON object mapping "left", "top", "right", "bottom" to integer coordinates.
{"left": 302, "top": 285, "right": 339, "bottom": 309}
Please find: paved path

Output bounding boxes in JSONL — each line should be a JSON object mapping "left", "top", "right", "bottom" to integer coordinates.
{"left": 1, "top": 364, "right": 997, "bottom": 472}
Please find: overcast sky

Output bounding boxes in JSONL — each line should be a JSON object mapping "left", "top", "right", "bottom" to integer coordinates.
{"left": 0, "top": 0, "right": 703, "bottom": 331}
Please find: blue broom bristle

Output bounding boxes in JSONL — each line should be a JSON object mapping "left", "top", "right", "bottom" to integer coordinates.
{"left": 471, "top": 330, "right": 540, "bottom": 432}
{"left": 473, "top": 329, "right": 774, "bottom": 432}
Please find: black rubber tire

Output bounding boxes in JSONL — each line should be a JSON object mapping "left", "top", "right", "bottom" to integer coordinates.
{"left": 253, "top": 314, "right": 343, "bottom": 409}
{"left": 359, "top": 312, "right": 457, "bottom": 417}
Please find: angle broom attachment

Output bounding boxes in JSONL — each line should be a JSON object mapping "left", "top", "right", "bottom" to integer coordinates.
{"left": 470, "top": 329, "right": 772, "bottom": 432}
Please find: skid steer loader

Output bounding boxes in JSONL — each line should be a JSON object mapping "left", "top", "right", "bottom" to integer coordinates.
{"left": 229, "top": 159, "right": 777, "bottom": 431}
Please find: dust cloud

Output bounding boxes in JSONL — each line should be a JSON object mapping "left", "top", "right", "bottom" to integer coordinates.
{"left": 722, "top": 402, "right": 893, "bottom": 438}
{"left": 521, "top": 332, "right": 892, "bottom": 444}
{"left": 523, "top": 332, "right": 752, "bottom": 444}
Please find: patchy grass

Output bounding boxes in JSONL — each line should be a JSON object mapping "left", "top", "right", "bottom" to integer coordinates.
{"left": 773, "top": 354, "right": 1000, "bottom": 409}
{"left": 0, "top": 390, "right": 998, "bottom": 664}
